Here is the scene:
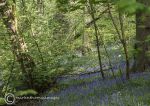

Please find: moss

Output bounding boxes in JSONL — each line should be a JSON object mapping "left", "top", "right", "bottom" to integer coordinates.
{"left": 15, "top": 89, "right": 38, "bottom": 97}
{"left": 0, "top": 98, "right": 6, "bottom": 106}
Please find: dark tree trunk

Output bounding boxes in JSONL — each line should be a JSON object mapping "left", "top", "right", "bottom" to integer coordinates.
{"left": 132, "top": 0, "right": 150, "bottom": 72}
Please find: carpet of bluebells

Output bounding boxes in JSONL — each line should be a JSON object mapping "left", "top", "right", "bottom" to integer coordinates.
{"left": 41, "top": 61, "right": 150, "bottom": 106}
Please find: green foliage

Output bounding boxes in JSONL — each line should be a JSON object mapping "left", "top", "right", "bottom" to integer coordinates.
{"left": 15, "top": 89, "right": 38, "bottom": 97}
{"left": 138, "top": 93, "right": 150, "bottom": 105}
{"left": 117, "top": 0, "right": 138, "bottom": 14}
{"left": 56, "top": 0, "right": 70, "bottom": 12}
{"left": 117, "top": 0, "right": 150, "bottom": 15}
{"left": 0, "top": 0, "right": 147, "bottom": 105}
{"left": 1, "top": 0, "right": 136, "bottom": 92}
{"left": 0, "top": 98, "right": 5, "bottom": 106}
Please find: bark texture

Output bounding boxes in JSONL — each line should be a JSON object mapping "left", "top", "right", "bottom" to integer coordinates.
{"left": 0, "top": 0, "right": 35, "bottom": 88}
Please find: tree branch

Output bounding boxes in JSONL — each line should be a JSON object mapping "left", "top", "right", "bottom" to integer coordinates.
{"left": 86, "top": 8, "right": 110, "bottom": 28}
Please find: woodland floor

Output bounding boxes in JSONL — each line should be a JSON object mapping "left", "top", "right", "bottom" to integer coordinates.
{"left": 3, "top": 50, "right": 149, "bottom": 106}
{"left": 14, "top": 59, "right": 150, "bottom": 106}
{"left": 37, "top": 60, "right": 150, "bottom": 106}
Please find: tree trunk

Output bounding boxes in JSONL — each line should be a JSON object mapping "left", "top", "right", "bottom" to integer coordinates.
{"left": 118, "top": 12, "right": 130, "bottom": 79}
{"left": 0, "top": 1, "right": 35, "bottom": 89}
{"left": 88, "top": 0, "right": 105, "bottom": 79}
{"left": 132, "top": 0, "right": 150, "bottom": 72}
{"left": 107, "top": 3, "right": 130, "bottom": 79}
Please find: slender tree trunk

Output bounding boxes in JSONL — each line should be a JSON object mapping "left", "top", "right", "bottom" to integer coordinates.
{"left": 88, "top": 0, "right": 105, "bottom": 79}
{"left": 98, "top": 33, "right": 116, "bottom": 79}
{"left": 107, "top": 3, "right": 130, "bottom": 79}
{"left": 118, "top": 12, "right": 130, "bottom": 79}
{"left": 82, "top": 9, "right": 86, "bottom": 56}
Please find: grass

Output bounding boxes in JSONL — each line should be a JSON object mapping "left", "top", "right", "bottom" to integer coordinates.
{"left": 44, "top": 74, "right": 150, "bottom": 106}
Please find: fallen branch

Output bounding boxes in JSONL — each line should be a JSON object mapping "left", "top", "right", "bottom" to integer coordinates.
{"left": 58, "top": 68, "right": 111, "bottom": 78}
